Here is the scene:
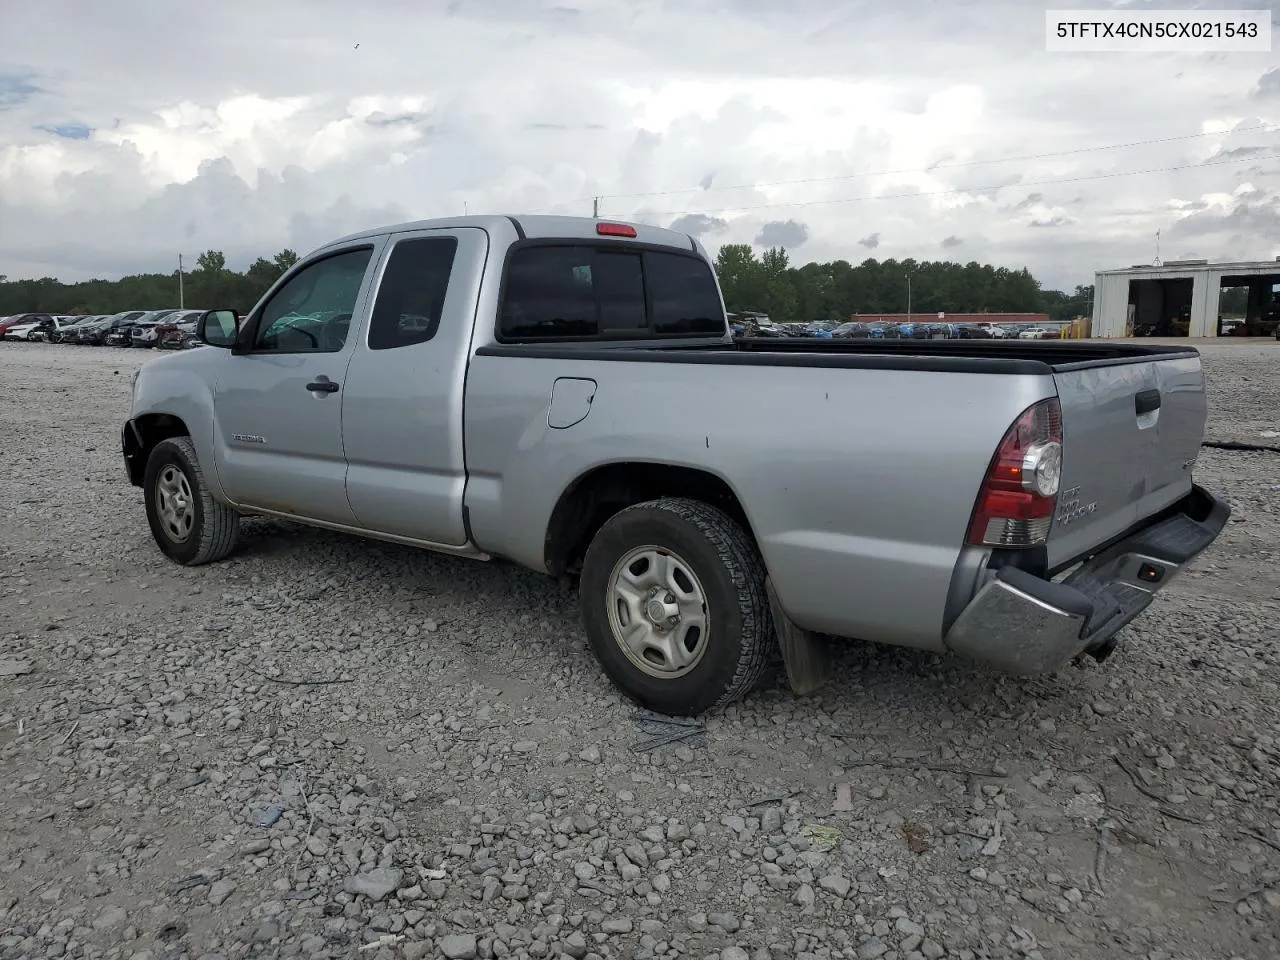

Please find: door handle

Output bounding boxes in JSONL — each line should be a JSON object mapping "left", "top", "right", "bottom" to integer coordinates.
{"left": 306, "top": 378, "right": 340, "bottom": 393}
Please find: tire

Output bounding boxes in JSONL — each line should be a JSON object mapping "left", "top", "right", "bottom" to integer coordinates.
{"left": 579, "top": 496, "right": 776, "bottom": 716}
{"left": 142, "top": 436, "right": 240, "bottom": 565}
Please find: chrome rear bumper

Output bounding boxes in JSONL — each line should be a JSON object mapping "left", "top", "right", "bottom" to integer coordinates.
{"left": 944, "top": 484, "right": 1229, "bottom": 675}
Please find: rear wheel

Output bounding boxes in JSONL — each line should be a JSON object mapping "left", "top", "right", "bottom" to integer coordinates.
{"left": 579, "top": 497, "right": 776, "bottom": 716}
{"left": 143, "top": 437, "right": 239, "bottom": 565}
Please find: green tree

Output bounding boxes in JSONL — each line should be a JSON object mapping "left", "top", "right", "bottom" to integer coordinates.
{"left": 196, "top": 250, "right": 227, "bottom": 273}
{"left": 0, "top": 242, "right": 1083, "bottom": 325}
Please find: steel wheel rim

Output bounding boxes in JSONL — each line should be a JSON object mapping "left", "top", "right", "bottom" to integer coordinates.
{"left": 606, "top": 545, "right": 710, "bottom": 679}
{"left": 155, "top": 465, "right": 195, "bottom": 543}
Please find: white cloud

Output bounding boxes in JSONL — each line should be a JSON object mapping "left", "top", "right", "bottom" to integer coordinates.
{"left": 0, "top": 0, "right": 1278, "bottom": 288}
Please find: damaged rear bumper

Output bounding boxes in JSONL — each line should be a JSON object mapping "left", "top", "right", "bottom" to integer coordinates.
{"left": 944, "top": 484, "right": 1230, "bottom": 675}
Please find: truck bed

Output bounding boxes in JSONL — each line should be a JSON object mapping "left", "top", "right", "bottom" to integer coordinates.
{"left": 728, "top": 336, "right": 1199, "bottom": 369}
{"left": 476, "top": 337, "right": 1199, "bottom": 374}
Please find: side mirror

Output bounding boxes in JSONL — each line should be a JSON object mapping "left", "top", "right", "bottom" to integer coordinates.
{"left": 198, "top": 309, "right": 239, "bottom": 348}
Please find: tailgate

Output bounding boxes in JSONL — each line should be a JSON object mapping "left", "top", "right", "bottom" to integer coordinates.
{"left": 1047, "top": 352, "right": 1206, "bottom": 569}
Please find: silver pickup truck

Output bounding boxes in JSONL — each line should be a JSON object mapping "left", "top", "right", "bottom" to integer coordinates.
{"left": 122, "top": 214, "right": 1229, "bottom": 715}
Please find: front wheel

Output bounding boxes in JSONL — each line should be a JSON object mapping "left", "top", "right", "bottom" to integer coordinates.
{"left": 142, "top": 437, "right": 240, "bottom": 565}
{"left": 579, "top": 497, "right": 776, "bottom": 716}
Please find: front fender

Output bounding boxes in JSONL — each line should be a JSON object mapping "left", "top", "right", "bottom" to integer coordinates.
{"left": 126, "top": 350, "right": 226, "bottom": 502}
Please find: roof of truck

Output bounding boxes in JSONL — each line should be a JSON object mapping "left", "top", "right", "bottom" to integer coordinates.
{"left": 321, "top": 214, "right": 702, "bottom": 254}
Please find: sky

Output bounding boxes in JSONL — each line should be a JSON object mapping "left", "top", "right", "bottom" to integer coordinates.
{"left": 1, "top": 0, "right": 1278, "bottom": 292}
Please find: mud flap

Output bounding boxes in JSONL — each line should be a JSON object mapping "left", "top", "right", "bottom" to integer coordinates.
{"left": 765, "top": 576, "right": 831, "bottom": 696}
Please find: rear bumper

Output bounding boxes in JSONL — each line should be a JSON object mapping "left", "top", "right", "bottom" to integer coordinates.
{"left": 944, "top": 484, "right": 1229, "bottom": 675}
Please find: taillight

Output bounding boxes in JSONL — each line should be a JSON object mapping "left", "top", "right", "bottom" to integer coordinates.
{"left": 966, "top": 398, "right": 1063, "bottom": 548}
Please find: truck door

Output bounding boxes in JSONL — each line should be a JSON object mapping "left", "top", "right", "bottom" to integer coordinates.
{"left": 210, "top": 242, "right": 382, "bottom": 524}
{"left": 340, "top": 227, "right": 489, "bottom": 546}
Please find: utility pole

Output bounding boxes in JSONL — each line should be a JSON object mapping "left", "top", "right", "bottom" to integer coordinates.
{"left": 592, "top": 196, "right": 600, "bottom": 218}
{"left": 178, "top": 253, "right": 184, "bottom": 309}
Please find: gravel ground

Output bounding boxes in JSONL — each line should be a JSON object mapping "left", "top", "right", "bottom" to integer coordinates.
{"left": 1, "top": 340, "right": 1277, "bottom": 960}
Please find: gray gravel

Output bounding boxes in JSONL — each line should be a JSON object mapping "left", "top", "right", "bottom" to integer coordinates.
{"left": 1, "top": 340, "right": 1278, "bottom": 960}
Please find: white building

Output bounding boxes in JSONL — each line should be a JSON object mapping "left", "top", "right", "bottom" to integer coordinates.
{"left": 1091, "top": 258, "right": 1280, "bottom": 337}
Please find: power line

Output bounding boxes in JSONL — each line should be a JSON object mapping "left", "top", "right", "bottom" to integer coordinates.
{"left": 631, "top": 151, "right": 1280, "bottom": 218}
{"left": 531, "top": 121, "right": 1277, "bottom": 213}
{"left": 600, "top": 122, "right": 1278, "bottom": 200}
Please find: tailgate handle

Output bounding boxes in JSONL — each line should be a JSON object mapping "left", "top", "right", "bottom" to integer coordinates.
{"left": 1135, "top": 389, "right": 1161, "bottom": 416}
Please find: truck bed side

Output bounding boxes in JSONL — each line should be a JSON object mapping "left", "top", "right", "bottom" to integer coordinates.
{"left": 461, "top": 348, "right": 1056, "bottom": 649}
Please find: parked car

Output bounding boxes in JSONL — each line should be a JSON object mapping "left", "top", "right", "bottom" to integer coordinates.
{"left": 3, "top": 317, "right": 52, "bottom": 341}
{"left": 129, "top": 309, "right": 183, "bottom": 348}
{"left": 31, "top": 316, "right": 86, "bottom": 341}
{"left": 65, "top": 317, "right": 108, "bottom": 344}
{"left": 831, "top": 321, "right": 869, "bottom": 338}
{"left": 1019, "top": 327, "right": 1050, "bottom": 339}
{"left": 122, "top": 214, "right": 1227, "bottom": 717}
{"left": 0, "top": 313, "right": 54, "bottom": 338}
{"left": 106, "top": 309, "right": 171, "bottom": 347}
{"left": 155, "top": 311, "right": 207, "bottom": 350}
{"left": 895, "top": 322, "right": 931, "bottom": 339}
{"left": 78, "top": 311, "right": 148, "bottom": 345}
{"left": 49, "top": 315, "right": 103, "bottom": 342}
{"left": 2, "top": 315, "right": 79, "bottom": 341}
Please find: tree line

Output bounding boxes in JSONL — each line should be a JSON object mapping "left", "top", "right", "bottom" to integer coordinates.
{"left": 713, "top": 245, "right": 1096, "bottom": 324}
{"left": 11, "top": 243, "right": 1245, "bottom": 325}
{"left": 0, "top": 249, "right": 300, "bottom": 316}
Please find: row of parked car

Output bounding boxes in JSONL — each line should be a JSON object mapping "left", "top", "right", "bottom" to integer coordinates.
{"left": 0, "top": 309, "right": 208, "bottom": 349}
{"left": 732, "top": 319, "right": 1063, "bottom": 340}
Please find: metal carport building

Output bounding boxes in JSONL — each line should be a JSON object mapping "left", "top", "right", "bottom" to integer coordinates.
{"left": 1091, "top": 258, "right": 1280, "bottom": 337}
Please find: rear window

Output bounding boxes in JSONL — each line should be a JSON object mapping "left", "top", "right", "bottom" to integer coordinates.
{"left": 498, "top": 243, "right": 724, "bottom": 341}
{"left": 646, "top": 252, "right": 725, "bottom": 336}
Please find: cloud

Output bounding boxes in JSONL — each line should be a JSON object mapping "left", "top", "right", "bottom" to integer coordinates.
{"left": 1252, "top": 68, "right": 1280, "bottom": 99}
{"left": 941, "top": 235, "right": 962, "bottom": 248}
{"left": 668, "top": 213, "right": 729, "bottom": 236}
{"left": 754, "top": 219, "right": 809, "bottom": 249}
{"left": 1168, "top": 185, "right": 1280, "bottom": 243}
{"left": 0, "top": 0, "right": 1278, "bottom": 290}
{"left": 1009, "top": 192, "right": 1044, "bottom": 212}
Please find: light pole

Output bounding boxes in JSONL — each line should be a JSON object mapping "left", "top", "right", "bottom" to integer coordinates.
{"left": 905, "top": 272, "right": 912, "bottom": 320}
{"left": 178, "top": 253, "right": 184, "bottom": 309}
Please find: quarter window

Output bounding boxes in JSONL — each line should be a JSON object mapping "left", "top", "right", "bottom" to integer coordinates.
{"left": 368, "top": 237, "right": 459, "bottom": 350}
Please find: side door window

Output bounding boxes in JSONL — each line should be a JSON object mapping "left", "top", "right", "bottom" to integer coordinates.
{"left": 367, "top": 237, "right": 459, "bottom": 349}
{"left": 251, "top": 247, "right": 374, "bottom": 354}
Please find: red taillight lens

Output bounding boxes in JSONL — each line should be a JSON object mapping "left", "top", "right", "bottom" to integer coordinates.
{"left": 966, "top": 398, "right": 1063, "bottom": 548}
{"left": 596, "top": 222, "right": 637, "bottom": 237}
